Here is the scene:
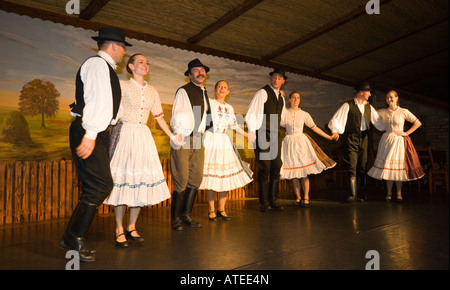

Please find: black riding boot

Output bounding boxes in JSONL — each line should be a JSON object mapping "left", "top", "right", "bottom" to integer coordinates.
{"left": 59, "top": 200, "right": 98, "bottom": 262}
{"left": 181, "top": 187, "right": 201, "bottom": 228}
{"left": 171, "top": 190, "right": 185, "bottom": 231}
{"left": 346, "top": 176, "right": 358, "bottom": 203}
{"left": 259, "top": 176, "right": 270, "bottom": 211}
{"left": 356, "top": 174, "right": 366, "bottom": 201}
{"left": 269, "top": 179, "right": 283, "bottom": 210}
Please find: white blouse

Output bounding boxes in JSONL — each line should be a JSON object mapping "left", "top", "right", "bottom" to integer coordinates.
{"left": 281, "top": 108, "right": 316, "bottom": 136}
{"left": 117, "top": 78, "right": 164, "bottom": 125}
{"left": 209, "top": 99, "right": 238, "bottom": 134}
{"left": 377, "top": 107, "right": 418, "bottom": 134}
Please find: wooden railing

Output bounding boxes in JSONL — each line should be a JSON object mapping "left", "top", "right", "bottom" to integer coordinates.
{"left": 0, "top": 158, "right": 345, "bottom": 225}
{"left": 0, "top": 159, "right": 252, "bottom": 225}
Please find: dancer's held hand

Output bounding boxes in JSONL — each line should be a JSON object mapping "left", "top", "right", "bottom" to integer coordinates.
{"left": 247, "top": 131, "right": 256, "bottom": 143}
{"left": 331, "top": 133, "right": 339, "bottom": 141}
{"left": 76, "top": 137, "right": 95, "bottom": 159}
{"left": 171, "top": 133, "right": 185, "bottom": 146}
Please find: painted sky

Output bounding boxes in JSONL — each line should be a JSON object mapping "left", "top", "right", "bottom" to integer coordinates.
{"left": 0, "top": 10, "right": 356, "bottom": 127}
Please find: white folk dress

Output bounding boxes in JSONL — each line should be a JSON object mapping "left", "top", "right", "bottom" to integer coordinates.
{"left": 104, "top": 79, "right": 170, "bottom": 207}
{"left": 199, "top": 99, "right": 253, "bottom": 192}
{"left": 280, "top": 108, "right": 336, "bottom": 179}
{"left": 368, "top": 107, "right": 424, "bottom": 181}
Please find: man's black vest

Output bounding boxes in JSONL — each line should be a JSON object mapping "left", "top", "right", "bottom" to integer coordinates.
{"left": 261, "top": 85, "right": 284, "bottom": 132}
{"left": 70, "top": 55, "right": 121, "bottom": 120}
{"left": 179, "top": 81, "right": 212, "bottom": 134}
{"left": 344, "top": 99, "right": 371, "bottom": 134}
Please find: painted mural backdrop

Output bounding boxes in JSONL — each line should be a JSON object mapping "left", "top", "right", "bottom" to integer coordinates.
{"left": 0, "top": 11, "right": 355, "bottom": 161}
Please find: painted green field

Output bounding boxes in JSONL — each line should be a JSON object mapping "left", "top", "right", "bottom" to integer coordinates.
{"left": 0, "top": 107, "right": 73, "bottom": 161}
{"left": 0, "top": 106, "right": 255, "bottom": 162}
{"left": 1, "top": 105, "right": 338, "bottom": 162}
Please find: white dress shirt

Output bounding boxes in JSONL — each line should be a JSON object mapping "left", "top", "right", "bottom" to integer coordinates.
{"left": 328, "top": 98, "right": 385, "bottom": 134}
{"left": 71, "top": 50, "right": 119, "bottom": 140}
{"left": 245, "top": 85, "right": 286, "bottom": 132}
{"left": 170, "top": 84, "right": 209, "bottom": 137}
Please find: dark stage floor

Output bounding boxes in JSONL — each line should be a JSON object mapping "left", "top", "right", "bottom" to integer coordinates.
{"left": 0, "top": 188, "right": 448, "bottom": 272}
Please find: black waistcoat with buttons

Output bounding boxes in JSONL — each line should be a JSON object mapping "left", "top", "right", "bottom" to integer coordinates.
{"left": 344, "top": 99, "right": 371, "bottom": 135}
{"left": 179, "top": 81, "right": 212, "bottom": 134}
{"left": 261, "top": 85, "right": 284, "bottom": 133}
{"left": 70, "top": 55, "right": 121, "bottom": 121}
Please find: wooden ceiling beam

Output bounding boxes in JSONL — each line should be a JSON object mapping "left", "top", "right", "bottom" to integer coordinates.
{"left": 187, "top": 0, "right": 264, "bottom": 44}
{"left": 0, "top": 1, "right": 351, "bottom": 86}
{"left": 261, "top": 0, "right": 393, "bottom": 61}
{"left": 79, "top": 0, "right": 110, "bottom": 20}
{"left": 316, "top": 15, "right": 449, "bottom": 73}
{"left": 0, "top": 1, "right": 99, "bottom": 30}
{"left": 359, "top": 43, "right": 449, "bottom": 82}
{"left": 0, "top": 1, "right": 447, "bottom": 110}
{"left": 372, "top": 82, "right": 449, "bottom": 110}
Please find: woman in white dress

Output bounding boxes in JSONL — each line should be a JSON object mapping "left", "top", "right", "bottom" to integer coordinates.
{"left": 280, "top": 91, "right": 336, "bottom": 207}
{"left": 104, "top": 54, "right": 182, "bottom": 247}
{"left": 199, "top": 80, "right": 253, "bottom": 221}
{"left": 367, "top": 90, "right": 424, "bottom": 202}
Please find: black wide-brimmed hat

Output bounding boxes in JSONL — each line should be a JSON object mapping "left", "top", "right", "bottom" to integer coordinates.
{"left": 91, "top": 27, "right": 132, "bottom": 46}
{"left": 355, "top": 82, "right": 371, "bottom": 92}
{"left": 269, "top": 67, "right": 288, "bottom": 80}
{"left": 184, "top": 58, "right": 210, "bottom": 76}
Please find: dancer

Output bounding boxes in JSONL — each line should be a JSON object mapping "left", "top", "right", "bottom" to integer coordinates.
{"left": 60, "top": 28, "right": 130, "bottom": 262}
{"left": 367, "top": 90, "right": 424, "bottom": 202}
{"left": 280, "top": 91, "right": 336, "bottom": 207}
{"left": 328, "top": 82, "right": 385, "bottom": 203}
{"left": 104, "top": 54, "right": 182, "bottom": 247}
{"left": 199, "top": 80, "right": 253, "bottom": 221}
{"left": 245, "top": 68, "right": 287, "bottom": 211}
{"left": 170, "top": 58, "right": 212, "bottom": 231}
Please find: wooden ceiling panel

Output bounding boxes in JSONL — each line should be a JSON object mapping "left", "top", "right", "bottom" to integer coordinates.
{"left": 0, "top": 0, "right": 448, "bottom": 109}
{"left": 196, "top": 0, "right": 364, "bottom": 59}
{"left": 371, "top": 51, "right": 449, "bottom": 87}
{"left": 89, "top": 0, "right": 245, "bottom": 43}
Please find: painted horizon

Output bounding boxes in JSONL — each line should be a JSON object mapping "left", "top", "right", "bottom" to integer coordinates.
{"left": 0, "top": 10, "right": 355, "bottom": 128}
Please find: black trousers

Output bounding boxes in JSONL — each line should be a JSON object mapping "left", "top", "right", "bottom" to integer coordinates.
{"left": 254, "top": 129, "right": 282, "bottom": 180}
{"left": 69, "top": 117, "right": 114, "bottom": 206}
{"left": 342, "top": 130, "right": 369, "bottom": 178}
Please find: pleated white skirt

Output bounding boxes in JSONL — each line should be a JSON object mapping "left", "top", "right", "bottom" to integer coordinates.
{"left": 104, "top": 122, "right": 170, "bottom": 207}
{"left": 199, "top": 131, "right": 253, "bottom": 192}
{"left": 280, "top": 133, "right": 334, "bottom": 179}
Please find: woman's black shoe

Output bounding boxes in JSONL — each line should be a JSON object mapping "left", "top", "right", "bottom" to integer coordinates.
{"left": 125, "top": 229, "right": 144, "bottom": 243}
{"left": 115, "top": 233, "right": 128, "bottom": 248}
{"left": 208, "top": 211, "right": 217, "bottom": 222}
{"left": 217, "top": 210, "right": 231, "bottom": 221}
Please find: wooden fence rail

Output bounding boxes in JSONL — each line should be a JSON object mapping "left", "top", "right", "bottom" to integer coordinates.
{"left": 0, "top": 158, "right": 255, "bottom": 225}
{"left": 0, "top": 158, "right": 345, "bottom": 225}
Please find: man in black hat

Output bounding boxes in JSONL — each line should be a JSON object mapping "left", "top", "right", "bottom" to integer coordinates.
{"left": 169, "top": 58, "right": 212, "bottom": 231}
{"left": 328, "top": 82, "right": 385, "bottom": 202}
{"left": 245, "top": 68, "right": 287, "bottom": 211}
{"left": 60, "top": 28, "right": 131, "bottom": 262}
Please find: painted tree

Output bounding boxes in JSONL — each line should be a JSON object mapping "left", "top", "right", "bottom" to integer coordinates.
{"left": 18, "top": 79, "right": 60, "bottom": 129}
